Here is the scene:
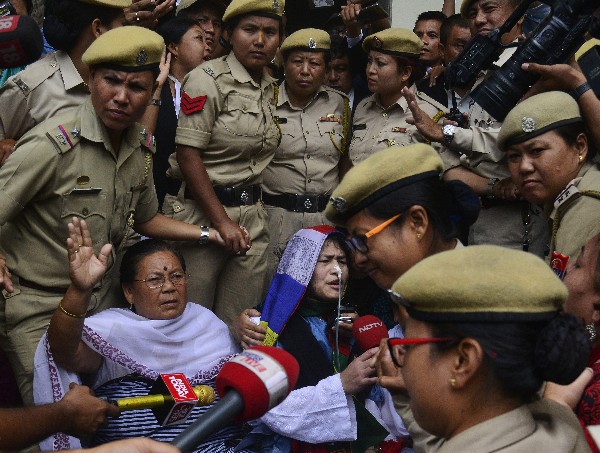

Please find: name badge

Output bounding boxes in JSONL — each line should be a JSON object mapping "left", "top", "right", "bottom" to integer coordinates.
{"left": 554, "top": 179, "right": 582, "bottom": 210}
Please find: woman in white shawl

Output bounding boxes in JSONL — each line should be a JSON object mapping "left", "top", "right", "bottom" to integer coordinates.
{"left": 34, "top": 217, "right": 249, "bottom": 452}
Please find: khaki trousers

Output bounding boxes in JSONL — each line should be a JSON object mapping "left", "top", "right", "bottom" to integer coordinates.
{"left": 163, "top": 194, "right": 269, "bottom": 327}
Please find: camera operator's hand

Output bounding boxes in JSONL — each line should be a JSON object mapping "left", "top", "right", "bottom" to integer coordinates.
{"left": 340, "top": 1, "right": 361, "bottom": 39}
{"left": 403, "top": 87, "right": 445, "bottom": 143}
{"left": 426, "top": 64, "right": 445, "bottom": 88}
{"left": 522, "top": 62, "right": 587, "bottom": 99}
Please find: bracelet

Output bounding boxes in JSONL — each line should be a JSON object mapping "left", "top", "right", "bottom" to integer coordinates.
{"left": 569, "top": 82, "right": 591, "bottom": 101}
{"left": 150, "top": 98, "right": 162, "bottom": 106}
{"left": 58, "top": 300, "right": 87, "bottom": 318}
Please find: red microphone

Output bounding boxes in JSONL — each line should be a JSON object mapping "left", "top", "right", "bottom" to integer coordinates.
{"left": 171, "top": 346, "right": 299, "bottom": 450}
{"left": 0, "top": 16, "right": 43, "bottom": 68}
{"left": 353, "top": 315, "right": 388, "bottom": 352}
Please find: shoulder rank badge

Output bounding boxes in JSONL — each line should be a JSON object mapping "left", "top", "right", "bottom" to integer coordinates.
{"left": 48, "top": 124, "right": 79, "bottom": 153}
{"left": 55, "top": 125, "right": 74, "bottom": 147}
{"left": 181, "top": 91, "right": 207, "bottom": 115}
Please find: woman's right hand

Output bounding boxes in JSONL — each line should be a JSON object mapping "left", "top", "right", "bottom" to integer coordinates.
{"left": 230, "top": 308, "right": 266, "bottom": 348}
{"left": 215, "top": 219, "right": 251, "bottom": 255}
{"left": 340, "top": 347, "right": 378, "bottom": 395}
{"left": 67, "top": 217, "right": 112, "bottom": 292}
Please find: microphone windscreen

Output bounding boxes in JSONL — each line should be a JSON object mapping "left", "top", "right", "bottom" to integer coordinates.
{"left": 353, "top": 315, "right": 388, "bottom": 352}
{"left": 216, "top": 346, "right": 299, "bottom": 421}
{"left": 0, "top": 15, "right": 43, "bottom": 68}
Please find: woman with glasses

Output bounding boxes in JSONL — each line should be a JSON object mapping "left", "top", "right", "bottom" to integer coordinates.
{"left": 325, "top": 142, "right": 479, "bottom": 291}
{"left": 34, "top": 218, "right": 253, "bottom": 452}
{"left": 378, "top": 245, "right": 591, "bottom": 452}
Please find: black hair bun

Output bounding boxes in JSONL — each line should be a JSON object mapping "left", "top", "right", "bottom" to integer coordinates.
{"left": 534, "top": 314, "right": 591, "bottom": 385}
{"left": 445, "top": 179, "right": 480, "bottom": 228}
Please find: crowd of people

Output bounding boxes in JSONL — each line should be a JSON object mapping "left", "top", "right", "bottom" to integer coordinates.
{"left": 0, "top": 0, "right": 599, "bottom": 451}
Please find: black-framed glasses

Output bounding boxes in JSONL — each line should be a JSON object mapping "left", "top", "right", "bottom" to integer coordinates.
{"left": 132, "top": 272, "right": 188, "bottom": 290}
{"left": 387, "top": 337, "right": 455, "bottom": 368}
{"left": 345, "top": 213, "right": 402, "bottom": 253}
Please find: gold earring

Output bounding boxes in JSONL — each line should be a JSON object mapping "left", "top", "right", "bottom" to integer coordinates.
{"left": 579, "top": 155, "right": 584, "bottom": 161}
{"left": 449, "top": 377, "right": 457, "bottom": 388}
{"left": 416, "top": 232, "right": 422, "bottom": 240}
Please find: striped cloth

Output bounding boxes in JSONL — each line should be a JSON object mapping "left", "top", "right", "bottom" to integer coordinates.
{"left": 86, "top": 375, "right": 252, "bottom": 452}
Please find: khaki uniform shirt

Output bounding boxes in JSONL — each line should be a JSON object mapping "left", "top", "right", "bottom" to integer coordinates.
{"left": 349, "top": 84, "right": 446, "bottom": 165}
{"left": 548, "top": 162, "right": 600, "bottom": 262}
{"left": 0, "top": 98, "right": 158, "bottom": 288}
{"left": 437, "top": 400, "right": 591, "bottom": 453}
{"left": 262, "top": 83, "right": 348, "bottom": 197}
{"left": 393, "top": 393, "right": 591, "bottom": 453}
{"left": 0, "top": 51, "right": 88, "bottom": 141}
{"left": 172, "top": 52, "right": 280, "bottom": 186}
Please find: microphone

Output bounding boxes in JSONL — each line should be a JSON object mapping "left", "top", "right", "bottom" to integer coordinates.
{"left": 0, "top": 15, "right": 43, "bottom": 68}
{"left": 109, "top": 373, "right": 216, "bottom": 426}
{"left": 171, "top": 346, "right": 299, "bottom": 451}
{"left": 109, "top": 385, "right": 215, "bottom": 411}
{"left": 353, "top": 315, "right": 388, "bottom": 352}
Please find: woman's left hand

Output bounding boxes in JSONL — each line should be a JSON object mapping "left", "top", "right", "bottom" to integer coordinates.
{"left": 491, "top": 177, "right": 520, "bottom": 200}
{"left": 67, "top": 217, "right": 112, "bottom": 292}
{"left": 330, "top": 311, "right": 359, "bottom": 338}
{"left": 543, "top": 367, "right": 594, "bottom": 409}
{"left": 156, "top": 48, "right": 171, "bottom": 89}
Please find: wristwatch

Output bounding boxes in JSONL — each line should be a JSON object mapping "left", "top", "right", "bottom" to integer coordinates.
{"left": 486, "top": 178, "right": 500, "bottom": 198}
{"left": 442, "top": 124, "right": 456, "bottom": 147}
{"left": 198, "top": 226, "right": 210, "bottom": 245}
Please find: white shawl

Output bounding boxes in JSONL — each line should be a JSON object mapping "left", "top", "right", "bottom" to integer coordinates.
{"left": 33, "top": 303, "right": 240, "bottom": 450}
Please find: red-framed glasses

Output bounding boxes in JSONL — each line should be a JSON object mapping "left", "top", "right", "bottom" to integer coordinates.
{"left": 387, "top": 337, "right": 455, "bottom": 368}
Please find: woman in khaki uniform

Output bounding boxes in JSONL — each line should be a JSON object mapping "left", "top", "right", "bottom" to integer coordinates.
{"left": 0, "top": 27, "right": 222, "bottom": 405}
{"left": 0, "top": 0, "right": 128, "bottom": 162}
{"left": 261, "top": 28, "right": 350, "bottom": 284}
{"left": 163, "top": 0, "right": 283, "bottom": 326}
{"left": 498, "top": 91, "right": 600, "bottom": 278}
{"left": 348, "top": 28, "right": 447, "bottom": 166}
{"left": 380, "top": 246, "right": 592, "bottom": 452}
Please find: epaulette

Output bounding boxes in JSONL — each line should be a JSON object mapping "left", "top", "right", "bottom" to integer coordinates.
{"left": 9, "top": 53, "right": 61, "bottom": 96}
{"left": 322, "top": 85, "right": 349, "bottom": 100}
{"left": 202, "top": 57, "right": 228, "bottom": 80}
{"left": 45, "top": 121, "right": 80, "bottom": 154}
{"left": 137, "top": 126, "right": 157, "bottom": 154}
{"left": 416, "top": 90, "right": 448, "bottom": 113}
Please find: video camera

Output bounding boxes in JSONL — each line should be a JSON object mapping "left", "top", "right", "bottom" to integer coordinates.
{"left": 446, "top": 0, "right": 600, "bottom": 121}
